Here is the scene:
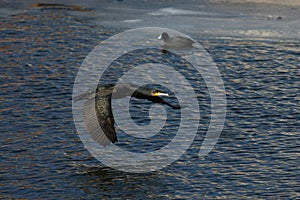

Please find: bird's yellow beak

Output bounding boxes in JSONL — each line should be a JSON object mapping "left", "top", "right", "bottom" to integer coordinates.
{"left": 152, "top": 91, "right": 169, "bottom": 97}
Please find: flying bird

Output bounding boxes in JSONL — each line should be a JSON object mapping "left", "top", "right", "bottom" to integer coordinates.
{"left": 75, "top": 83, "right": 182, "bottom": 146}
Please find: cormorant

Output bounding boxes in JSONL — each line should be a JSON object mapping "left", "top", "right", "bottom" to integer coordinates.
{"left": 75, "top": 83, "right": 181, "bottom": 146}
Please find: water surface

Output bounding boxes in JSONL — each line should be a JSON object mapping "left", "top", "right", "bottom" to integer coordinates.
{"left": 1, "top": 4, "right": 299, "bottom": 199}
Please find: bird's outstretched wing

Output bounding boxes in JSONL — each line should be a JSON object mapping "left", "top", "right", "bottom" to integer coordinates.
{"left": 83, "top": 95, "right": 117, "bottom": 146}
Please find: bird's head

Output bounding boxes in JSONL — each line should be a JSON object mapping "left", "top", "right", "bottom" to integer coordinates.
{"left": 133, "top": 86, "right": 169, "bottom": 98}
{"left": 157, "top": 32, "right": 169, "bottom": 40}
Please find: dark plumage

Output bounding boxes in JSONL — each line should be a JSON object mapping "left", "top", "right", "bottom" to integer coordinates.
{"left": 75, "top": 84, "right": 181, "bottom": 146}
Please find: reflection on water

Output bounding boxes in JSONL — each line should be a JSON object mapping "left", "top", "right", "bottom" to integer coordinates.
{"left": 1, "top": 9, "right": 299, "bottom": 199}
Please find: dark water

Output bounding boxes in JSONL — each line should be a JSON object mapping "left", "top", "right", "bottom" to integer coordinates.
{"left": 1, "top": 9, "right": 299, "bottom": 199}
